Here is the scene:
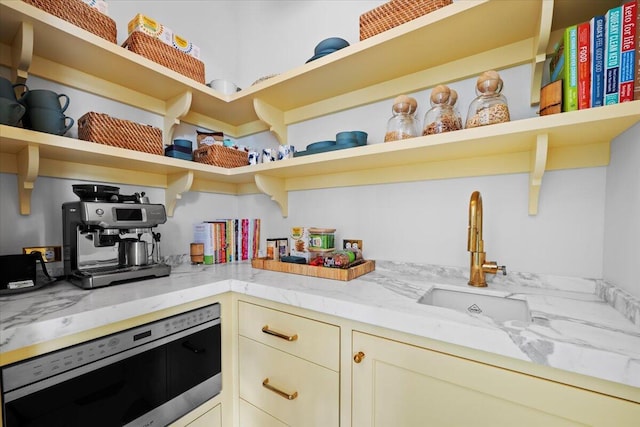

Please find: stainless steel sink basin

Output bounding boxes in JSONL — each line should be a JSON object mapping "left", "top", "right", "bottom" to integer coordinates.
{"left": 417, "top": 286, "right": 531, "bottom": 322}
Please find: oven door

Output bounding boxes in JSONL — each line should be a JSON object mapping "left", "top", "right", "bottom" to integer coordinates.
{"left": 2, "top": 320, "right": 221, "bottom": 427}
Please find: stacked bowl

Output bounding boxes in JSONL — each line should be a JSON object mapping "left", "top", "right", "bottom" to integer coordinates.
{"left": 306, "top": 37, "right": 350, "bottom": 63}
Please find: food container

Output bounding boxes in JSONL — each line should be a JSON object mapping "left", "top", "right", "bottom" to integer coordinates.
{"left": 385, "top": 95, "right": 419, "bottom": 142}
{"left": 422, "top": 85, "right": 462, "bottom": 135}
{"left": 308, "top": 228, "right": 336, "bottom": 250}
{"left": 465, "top": 70, "right": 510, "bottom": 128}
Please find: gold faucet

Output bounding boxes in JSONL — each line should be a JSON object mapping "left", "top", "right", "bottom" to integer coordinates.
{"left": 467, "top": 191, "right": 506, "bottom": 287}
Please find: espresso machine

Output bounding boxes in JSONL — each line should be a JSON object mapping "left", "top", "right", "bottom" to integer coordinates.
{"left": 63, "top": 184, "right": 171, "bottom": 289}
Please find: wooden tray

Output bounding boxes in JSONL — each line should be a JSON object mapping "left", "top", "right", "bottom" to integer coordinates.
{"left": 251, "top": 258, "right": 375, "bottom": 281}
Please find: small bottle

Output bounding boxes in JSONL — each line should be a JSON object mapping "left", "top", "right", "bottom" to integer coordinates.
{"left": 384, "top": 95, "right": 419, "bottom": 142}
{"left": 465, "top": 70, "right": 510, "bottom": 128}
{"left": 422, "top": 85, "right": 462, "bottom": 135}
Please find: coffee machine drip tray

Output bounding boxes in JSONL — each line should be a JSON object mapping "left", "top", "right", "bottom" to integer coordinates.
{"left": 70, "top": 263, "right": 171, "bottom": 289}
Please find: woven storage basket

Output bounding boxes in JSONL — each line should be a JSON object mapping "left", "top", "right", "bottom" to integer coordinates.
{"left": 122, "top": 31, "right": 205, "bottom": 83}
{"left": 359, "top": 0, "right": 452, "bottom": 40}
{"left": 78, "top": 112, "right": 163, "bottom": 155}
{"left": 22, "top": 0, "right": 116, "bottom": 43}
{"left": 194, "top": 145, "right": 248, "bottom": 168}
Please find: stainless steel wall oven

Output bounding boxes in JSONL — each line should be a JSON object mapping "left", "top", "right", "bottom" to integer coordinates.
{"left": 1, "top": 303, "right": 221, "bottom": 427}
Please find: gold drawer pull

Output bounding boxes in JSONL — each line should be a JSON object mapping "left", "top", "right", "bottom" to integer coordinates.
{"left": 262, "top": 378, "right": 298, "bottom": 400}
{"left": 353, "top": 351, "right": 365, "bottom": 363}
{"left": 262, "top": 325, "right": 298, "bottom": 341}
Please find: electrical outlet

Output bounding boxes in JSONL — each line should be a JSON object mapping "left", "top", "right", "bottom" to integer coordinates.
{"left": 343, "top": 239, "right": 363, "bottom": 251}
{"left": 23, "top": 246, "right": 62, "bottom": 262}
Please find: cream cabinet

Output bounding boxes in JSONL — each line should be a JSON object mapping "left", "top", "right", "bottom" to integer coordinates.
{"left": 351, "top": 331, "right": 640, "bottom": 427}
{"left": 237, "top": 301, "right": 340, "bottom": 427}
{"left": 1, "top": 0, "right": 638, "bottom": 217}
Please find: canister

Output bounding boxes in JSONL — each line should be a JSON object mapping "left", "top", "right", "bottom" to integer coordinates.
{"left": 308, "top": 228, "right": 336, "bottom": 250}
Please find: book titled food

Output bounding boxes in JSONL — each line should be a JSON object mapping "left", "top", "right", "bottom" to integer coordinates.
{"left": 619, "top": 0, "right": 637, "bottom": 102}
{"left": 577, "top": 21, "right": 591, "bottom": 109}
{"left": 605, "top": 6, "right": 622, "bottom": 104}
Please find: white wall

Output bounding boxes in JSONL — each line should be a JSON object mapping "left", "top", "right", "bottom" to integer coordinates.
{"left": 0, "top": 1, "right": 638, "bottom": 296}
{"left": 603, "top": 123, "right": 640, "bottom": 296}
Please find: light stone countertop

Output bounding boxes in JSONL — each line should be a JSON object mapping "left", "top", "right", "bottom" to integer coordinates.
{"left": 1, "top": 259, "right": 639, "bottom": 393}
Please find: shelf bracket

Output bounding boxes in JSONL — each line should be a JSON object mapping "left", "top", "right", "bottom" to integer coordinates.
{"left": 11, "top": 21, "right": 34, "bottom": 85}
{"left": 530, "top": 0, "right": 553, "bottom": 105}
{"left": 254, "top": 98, "right": 287, "bottom": 144}
{"left": 164, "top": 91, "right": 192, "bottom": 146}
{"left": 17, "top": 144, "right": 39, "bottom": 215}
{"left": 255, "top": 174, "right": 288, "bottom": 217}
{"left": 529, "top": 133, "right": 548, "bottom": 215}
{"left": 165, "top": 171, "right": 194, "bottom": 217}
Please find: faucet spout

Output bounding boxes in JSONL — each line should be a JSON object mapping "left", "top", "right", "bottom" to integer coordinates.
{"left": 467, "top": 191, "right": 506, "bottom": 287}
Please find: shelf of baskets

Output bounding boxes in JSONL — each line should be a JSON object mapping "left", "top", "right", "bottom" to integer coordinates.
{"left": 2, "top": 101, "right": 638, "bottom": 217}
{"left": 0, "top": 0, "right": 621, "bottom": 145}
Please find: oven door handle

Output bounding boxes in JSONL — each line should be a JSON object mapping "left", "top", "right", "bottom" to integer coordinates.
{"left": 182, "top": 340, "right": 206, "bottom": 354}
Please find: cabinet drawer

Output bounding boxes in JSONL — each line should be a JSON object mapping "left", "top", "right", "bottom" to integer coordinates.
{"left": 238, "top": 301, "right": 339, "bottom": 371}
{"left": 239, "top": 336, "right": 339, "bottom": 427}
{"left": 240, "top": 399, "right": 288, "bottom": 427}
{"left": 184, "top": 404, "right": 221, "bottom": 427}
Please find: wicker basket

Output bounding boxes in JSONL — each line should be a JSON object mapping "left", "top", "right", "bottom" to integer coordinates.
{"left": 78, "top": 112, "right": 163, "bottom": 155}
{"left": 359, "top": 0, "right": 452, "bottom": 40}
{"left": 194, "top": 145, "right": 248, "bottom": 168}
{"left": 122, "top": 31, "right": 205, "bottom": 84}
{"left": 22, "top": 0, "right": 117, "bottom": 43}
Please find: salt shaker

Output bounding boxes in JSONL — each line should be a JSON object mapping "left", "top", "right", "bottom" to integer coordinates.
{"left": 422, "top": 85, "right": 462, "bottom": 135}
{"left": 465, "top": 70, "right": 510, "bottom": 128}
{"left": 384, "top": 95, "right": 419, "bottom": 142}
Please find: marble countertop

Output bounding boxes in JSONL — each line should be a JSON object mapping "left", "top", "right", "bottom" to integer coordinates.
{"left": 1, "top": 259, "right": 639, "bottom": 392}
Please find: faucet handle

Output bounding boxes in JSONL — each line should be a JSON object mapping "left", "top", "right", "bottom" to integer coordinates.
{"left": 498, "top": 265, "right": 507, "bottom": 276}
{"left": 482, "top": 261, "right": 507, "bottom": 276}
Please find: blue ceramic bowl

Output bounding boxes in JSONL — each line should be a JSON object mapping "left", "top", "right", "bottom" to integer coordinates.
{"left": 351, "top": 131, "right": 368, "bottom": 146}
{"left": 173, "top": 139, "right": 193, "bottom": 150}
{"left": 314, "top": 37, "right": 349, "bottom": 54}
{"left": 307, "top": 140, "right": 336, "bottom": 151}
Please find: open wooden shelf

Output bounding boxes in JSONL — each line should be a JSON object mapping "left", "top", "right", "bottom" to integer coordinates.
{"left": 0, "top": 0, "right": 620, "bottom": 144}
{"left": 2, "top": 101, "right": 638, "bottom": 216}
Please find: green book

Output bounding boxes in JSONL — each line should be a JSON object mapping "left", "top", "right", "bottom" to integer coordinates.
{"left": 563, "top": 25, "right": 578, "bottom": 111}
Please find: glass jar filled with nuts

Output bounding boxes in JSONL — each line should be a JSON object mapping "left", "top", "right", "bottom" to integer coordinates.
{"left": 465, "top": 70, "right": 510, "bottom": 128}
{"left": 384, "top": 95, "right": 420, "bottom": 142}
{"left": 423, "top": 85, "right": 463, "bottom": 135}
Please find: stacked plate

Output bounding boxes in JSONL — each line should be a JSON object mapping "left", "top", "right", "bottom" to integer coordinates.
{"left": 294, "top": 131, "right": 367, "bottom": 157}
{"left": 306, "top": 37, "right": 350, "bottom": 63}
{"left": 165, "top": 138, "right": 193, "bottom": 161}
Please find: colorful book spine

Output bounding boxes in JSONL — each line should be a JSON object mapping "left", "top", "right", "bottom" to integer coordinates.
{"left": 590, "top": 15, "right": 606, "bottom": 107}
{"left": 619, "top": 0, "right": 637, "bottom": 102}
{"left": 563, "top": 25, "right": 578, "bottom": 111}
{"left": 605, "top": 6, "right": 622, "bottom": 104}
{"left": 241, "top": 219, "right": 249, "bottom": 260}
{"left": 577, "top": 21, "right": 591, "bottom": 109}
{"left": 193, "top": 223, "right": 214, "bottom": 265}
{"left": 636, "top": 0, "right": 640, "bottom": 100}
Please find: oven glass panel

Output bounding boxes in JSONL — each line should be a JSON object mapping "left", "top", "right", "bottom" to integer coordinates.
{"left": 4, "top": 324, "right": 221, "bottom": 427}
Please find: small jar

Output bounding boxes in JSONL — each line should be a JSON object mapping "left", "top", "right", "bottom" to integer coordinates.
{"left": 422, "top": 85, "right": 462, "bottom": 135}
{"left": 465, "top": 70, "right": 510, "bottom": 128}
{"left": 384, "top": 95, "right": 419, "bottom": 142}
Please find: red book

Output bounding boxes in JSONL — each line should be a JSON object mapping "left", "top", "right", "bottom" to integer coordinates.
{"left": 577, "top": 21, "right": 592, "bottom": 108}
{"left": 620, "top": 0, "right": 637, "bottom": 102}
{"left": 636, "top": 0, "right": 640, "bottom": 100}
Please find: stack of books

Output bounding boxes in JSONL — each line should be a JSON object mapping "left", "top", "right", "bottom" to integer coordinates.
{"left": 193, "top": 218, "right": 261, "bottom": 265}
{"left": 550, "top": 0, "right": 638, "bottom": 111}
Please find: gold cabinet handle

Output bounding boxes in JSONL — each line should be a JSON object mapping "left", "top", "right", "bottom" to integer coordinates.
{"left": 262, "top": 325, "right": 298, "bottom": 341}
{"left": 353, "top": 351, "right": 365, "bottom": 363}
{"left": 262, "top": 378, "right": 298, "bottom": 400}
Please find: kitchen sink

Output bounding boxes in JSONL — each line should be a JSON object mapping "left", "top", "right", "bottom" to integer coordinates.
{"left": 417, "top": 286, "right": 531, "bottom": 322}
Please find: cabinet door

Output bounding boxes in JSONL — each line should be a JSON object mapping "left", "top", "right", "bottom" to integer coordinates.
{"left": 239, "top": 399, "right": 288, "bottom": 427}
{"left": 239, "top": 336, "right": 339, "bottom": 427}
{"left": 352, "top": 331, "right": 640, "bottom": 427}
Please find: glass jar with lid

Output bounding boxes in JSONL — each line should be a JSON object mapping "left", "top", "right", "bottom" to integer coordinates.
{"left": 384, "top": 95, "right": 419, "bottom": 142}
{"left": 465, "top": 70, "right": 510, "bottom": 128}
{"left": 422, "top": 85, "right": 462, "bottom": 135}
